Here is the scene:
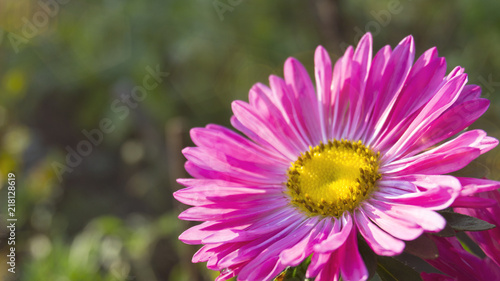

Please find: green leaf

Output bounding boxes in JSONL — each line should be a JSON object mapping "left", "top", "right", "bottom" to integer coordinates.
{"left": 431, "top": 223, "right": 456, "bottom": 237}
{"left": 404, "top": 234, "right": 439, "bottom": 259}
{"left": 439, "top": 212, "right": 496, "bottom": 231}
{"left": 376, "top": 256, "right": 422, "bottom": 281}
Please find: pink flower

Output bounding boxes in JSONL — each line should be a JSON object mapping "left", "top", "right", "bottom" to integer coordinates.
{"left": 174, "top": 33, "right": 499, "bottom": 281}
{"left": 421, "top": 236, "right": 500, "bottom": 281}
{"left": 455, "top": 189, "right": 500, "bottom": 267}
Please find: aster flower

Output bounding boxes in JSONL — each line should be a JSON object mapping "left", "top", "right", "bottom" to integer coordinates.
{"left": 421, "top": 236, "right": 500, "bottom": 281}
{"left": 455, "top": 189, "right": 500, "bottom": 267}
{"left": 174, "top": 32, "right": 499, "bottom": 281}
{"left": 421, "top": 189, "right": 500, "bottom": 281}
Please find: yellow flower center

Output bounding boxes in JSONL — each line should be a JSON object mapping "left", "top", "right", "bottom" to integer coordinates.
{"left": 286, "top": 139, "right": 381, "bottom": 218}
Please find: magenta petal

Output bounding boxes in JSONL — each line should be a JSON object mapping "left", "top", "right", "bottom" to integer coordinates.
{"left": 375, "top": 175, "right": 460, "bottom": 210}
{"left": 202, "top": 209, "right": 300, "bottom": 244}
{"left": 280, "top": 218, "right": 330, "bottom": 266}
{"left": 362, "top": 203, "right": 423, "bottom": 240}
{"left": 384, "top": 147, "right": 480, "bottom": 175}
{"left": 370, "top": 200, "right": 446, "bottom": 232}
{"left": 377, "top": 48, "right": 446, "bottom": 144}
{"left": 314, "top": 213, "right": 353, "bottom": 253}
{"left": 237, "top": 220, "right": 315, "bottom": 281}
{"left": 355, "top": 209, "right": 405, "bottom": 256}
{"left": 456, "top": 84, "right": 482, "bottom": 103}
{"left": 307, "top": 251, "right": 334, "bottom": 279}
{"left": 248, "top": 82, "right": 309, "bottom": 152}
{"left": 284, "top": 57, "right": 322, "bottom": 145}
{"left": 404, "top": 98, "right": 490, "bottom": 156}
{"left": 384, "top": 129, "right": 495, "bottom": 175}
{"left": 360, "top": 44, "right": 392, "bottom": 142}
{"left": 314, "top": 45, "right": 333, "bottom": 142}
{"left": 178, "top": 199, "right": 285, "bottom": 222}
{"left": 368, "top": 35, "right": 415, "bottom": 143}
{"left": 457, "top": 177, "right": 500, "bottom": 196}
{"left": 231, "top": 100, "right": 299, "bottom": 160}
{"left": 314, "top": 251, "right": 341, "bottom": 281}
{"left": 451, "top": 196, "right": 497, "bottom": 208}
{"left": 383, "top": 73, "right": 468, "bottom": 161}
{"left": 191, "top": 124, "right": 288, "bottom": 164}
{"left": 330, "top": 46, "right": 354, "bottom": 139}
{"left": 346, "top": 33, "right": 372, "bottom": 139}
{"left": 339, "top": 225, "right": 369, "bottom": 281}
{"left": 179, "top": 221, "right": 219, "bottom": 244}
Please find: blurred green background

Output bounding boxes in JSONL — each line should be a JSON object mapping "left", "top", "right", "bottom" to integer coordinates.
{"left": 0, "top": 0, "right": 500, "bottom": 280}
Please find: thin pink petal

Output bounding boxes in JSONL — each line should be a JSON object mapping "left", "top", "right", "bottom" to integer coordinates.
{"left": 314, "top": 45, "right": 333, "bottom": 142}
{"left": 361, "top": 202, "right": 423, "bottom": 240}
{"left": 355, "top": 209, "right": 405, "bottom": 256}
{"left": 339, "top": 225, "right": 369, "bottom": 281}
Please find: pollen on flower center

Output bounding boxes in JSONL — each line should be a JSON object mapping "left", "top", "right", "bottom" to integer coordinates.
{"left": 286, "top": 139, "right": 381, "bottom": 218}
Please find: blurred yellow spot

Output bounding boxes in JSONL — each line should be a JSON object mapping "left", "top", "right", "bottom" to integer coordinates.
{"left": 29, "top": 234, "right": 52, "bottom": 259}
{"left": 3, "top": 126, "right": 30, "bottom": 155}
{"left": 2, "top": 69, "right": 27, "bottom": 96}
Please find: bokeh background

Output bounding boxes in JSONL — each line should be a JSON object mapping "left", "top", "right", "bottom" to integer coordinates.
{"left": 0, "top": 0, "right": 500, "bottom": 280}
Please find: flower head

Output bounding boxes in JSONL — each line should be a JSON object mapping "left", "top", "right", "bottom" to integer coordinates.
{"left": 174, "top": 33, "right": 499, "bottom": 281}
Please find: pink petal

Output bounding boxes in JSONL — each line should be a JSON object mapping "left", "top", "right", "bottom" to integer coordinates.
{"left": 192, "top": 124, "right": 288, "bottom": 164}
{"left": 314, "top": 45, "right": 333, "bottom": 142}
{"left": 451, "top": 196, "right": 497, "bottom": 208}
{"left": 339, "top": 225, "right": 369, "bottom": 281}
{"left": 182, "top": 147, "right": 287, "bottom": 183}
{"left": 174, "top": 180, "right": 280, "bottom": 206}
{"left": 231, "top": 100, "right": 299, "bottom": 160}
{"left": 355, "top": 210, "right": 405, "bottom": 256}
{"left": 236, "top": 219, "right": 315, "bottom": 281}
{"left": 383, "top": 147, "right": 480, "bottom": 175}
{"left": 361, "top": 202, "right": 423, "bottom": 240}
{"left": 314, "top": 213, "right": 353, "bottom": 253}
{"left": 345, "top": 33, "right": 373, "bottom": 139}
{"left": 307, "top": 251, "right": 335, "bottom": 279}
{"left": 370, "top": 201, "right": 446, "bottom": 232}
{"left": 280, "top": 218, "right": 331, "bottom": 266}
{"left": 248, "top": 82, "right": 309, "bottom": 152}
{"left": 367, "top": 35, "right": 415, "bottom": 144}
{"left": 359, "top": 45, "right": 392, "bottom": 142}
{"left": 455, "top": 84, "right": 482, "bottom": 104}
{"left": 330, "top": 46, "right": 354, "bottom": 139}
{"left": 202, "top": 208, "right": 301, "bottom": 243}
{"left": 284, "top": 57, "right": 322, "bottom": 145}
{"left": 404, "top": 98, "right": 490, "bottom": 156}
{"left": 457, "top": 177, "right": 500, "bottom": 196}
{"left": 178, "top": 199, "right": 285, "bottom": 222}
{"left": 314, "top": 251, "right": 341, "bottom": 281}
{"left": 376, "top": 174, "right": 461, "bottom": 211}
{"left": 382, "top": 73, "right": 468, "bottom": 161}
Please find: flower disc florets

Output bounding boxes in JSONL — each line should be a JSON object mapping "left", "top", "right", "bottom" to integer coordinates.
{"left": 286, "top": 139, "right": 381, "bottom": 218}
